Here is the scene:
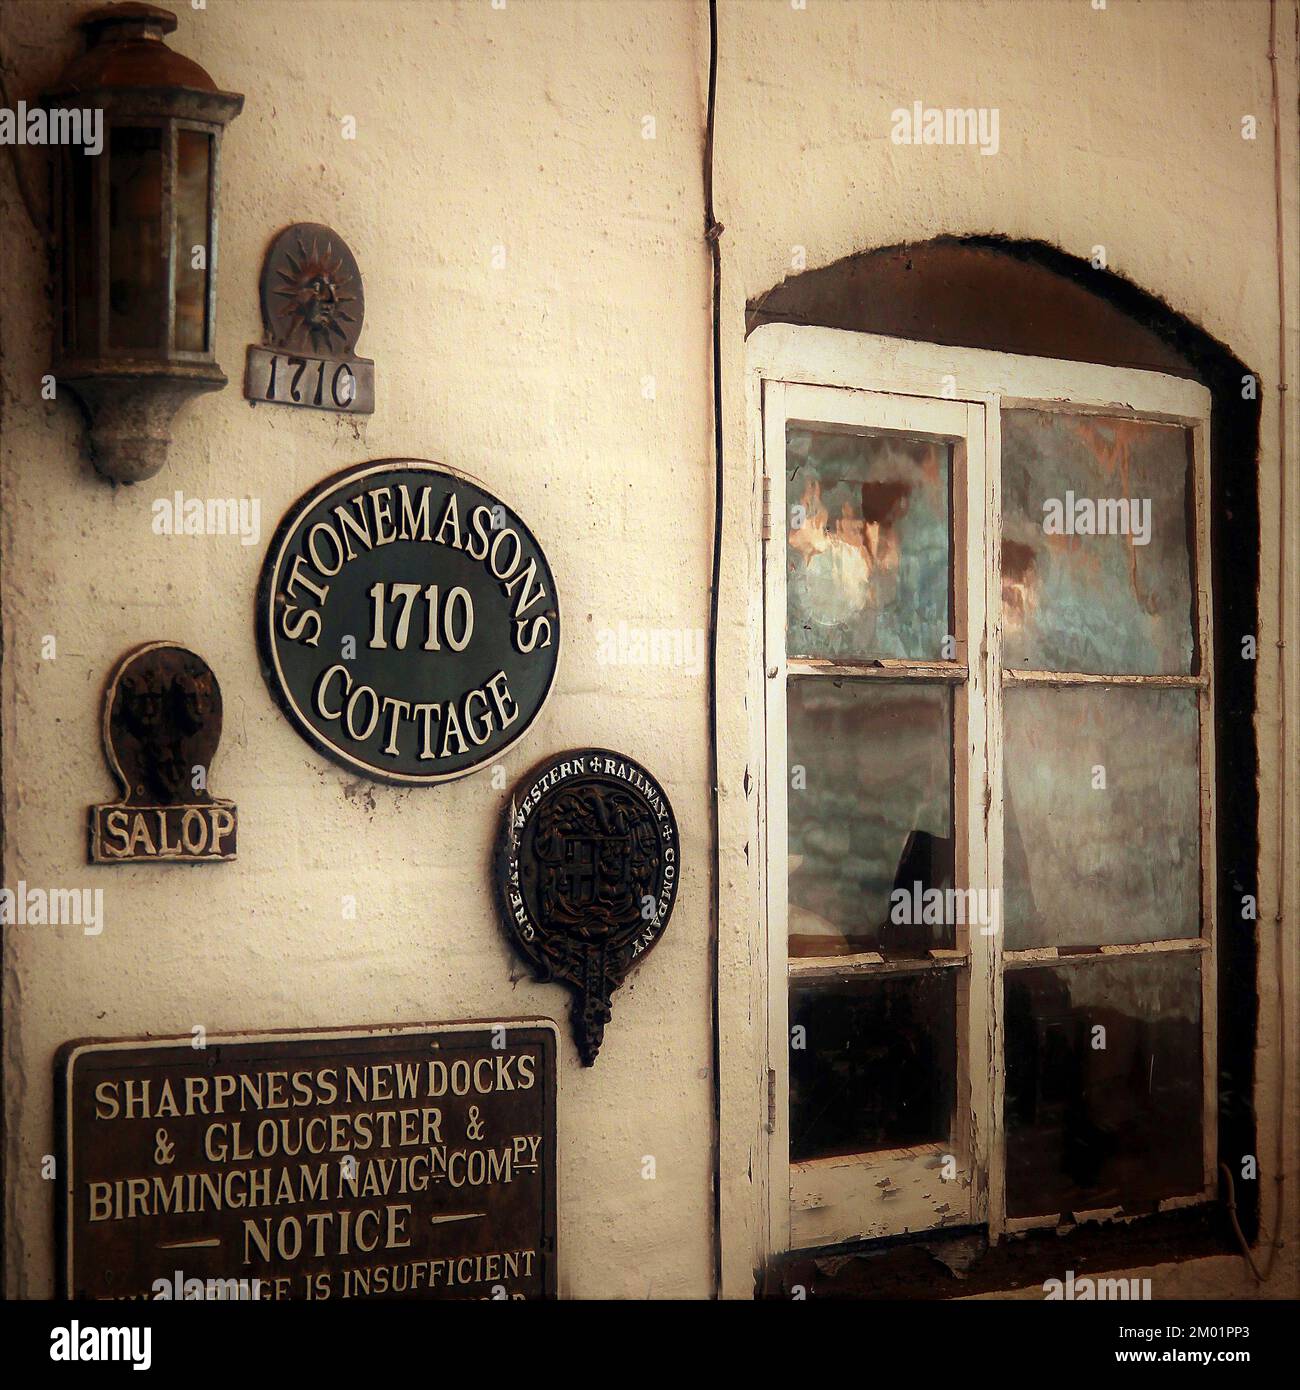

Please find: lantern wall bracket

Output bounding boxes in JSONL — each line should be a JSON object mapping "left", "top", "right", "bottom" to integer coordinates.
{"left": 57, "top": 361, "right": 230, "bottom": 485}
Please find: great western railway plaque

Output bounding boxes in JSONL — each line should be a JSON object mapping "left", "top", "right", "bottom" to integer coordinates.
{"left": 258, "top": 460, "right": 559, "bottom": 784}
{"left": 56, "top": 1022, "right": 557, "bottom": 1300}
{"left": 497, "top": 751, "right": 680, "bottom": 1064}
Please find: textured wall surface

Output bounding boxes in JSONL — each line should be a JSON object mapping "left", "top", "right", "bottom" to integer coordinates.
{"left": 709, "top": 0, "right": 1299, "bottom": 1298}
{"left": 1, "top": 0, "right": 1296, "bottom": 1300}
{"left": 1, "top": 0, "right": 714, "bottom": 1300}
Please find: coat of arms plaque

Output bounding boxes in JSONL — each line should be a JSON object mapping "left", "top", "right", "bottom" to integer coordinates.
{"left": 496, "top": 750, "right": 680, "bottom": 1065}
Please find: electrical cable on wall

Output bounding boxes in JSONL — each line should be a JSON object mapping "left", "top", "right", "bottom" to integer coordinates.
{"left": 704, "top": 0, "right": 725, "bottom": 1298}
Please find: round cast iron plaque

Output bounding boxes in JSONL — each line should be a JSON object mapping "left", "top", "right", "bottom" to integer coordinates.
{"left": 258, "top": 459, "right": 560, "bottom": 784}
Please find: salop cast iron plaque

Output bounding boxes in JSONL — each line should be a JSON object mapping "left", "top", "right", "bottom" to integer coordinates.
{"left": 497, "top": 751, "right": 680, "bottom": 1065}
{"left": 244, "top": 222, "right": 375, "bottom": 414}
{"left": 57, "top": 1022, "right": 558, "bottom": 1300}
{"left": 89, "top": 643, "right": 237, "bottom": 863}
{"left": 258, "top": 460, "right": 560, "bottom": 784}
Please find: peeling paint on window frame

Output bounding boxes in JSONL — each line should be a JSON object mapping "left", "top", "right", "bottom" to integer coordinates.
{"left": 746, "top": 325, "right": 1216, "bottom": 1259}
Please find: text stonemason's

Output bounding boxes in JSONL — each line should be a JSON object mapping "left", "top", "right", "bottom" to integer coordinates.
{"left": 280, "top": 486, "right": 551, "bottom": 652}
{"left": 260, "top": 463, "right": 560, "bottom": 783}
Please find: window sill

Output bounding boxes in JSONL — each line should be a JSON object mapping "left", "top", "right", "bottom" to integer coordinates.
{"left": 759, "top": 1205, "right": 1236, "bottom": 1300}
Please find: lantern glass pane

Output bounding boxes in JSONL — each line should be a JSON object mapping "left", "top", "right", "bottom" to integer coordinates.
{"left": 108, "top": 126, "right": 164, "bottom": 351}
{"left": 68, "top": 149, "right": 98, "bottom": 355}
{"left": 175, "top": 130, "right": 212, "bottom": 352}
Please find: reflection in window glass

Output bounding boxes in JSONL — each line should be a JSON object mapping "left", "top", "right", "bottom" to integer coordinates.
{"left": 791, "top": 971, "right": 956, "bottom": 1163}
{"left": 788, "top": 680, "right": 953, "bottom": 957}
{"left": 1005, "top": 954, "right": 1202, "bottom": 1217}
{"left": 1001, "top": 410, "right": 1195, "bottom": 674}
{"left": 108, "top": 127, "right": 163, "bottom": 351}
{"left": 786, "top": 425, "right": 950, "bottom": 661}
{"left": 175, "top": 131, "right": 212, "bottom": 352}
{"left": 1003, "top": 685, "right": 1199, "bottom": 950}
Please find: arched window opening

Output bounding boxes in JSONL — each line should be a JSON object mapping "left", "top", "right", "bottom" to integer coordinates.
{"left": 746, "top": 238, "right": 1261, "bottom": 1293}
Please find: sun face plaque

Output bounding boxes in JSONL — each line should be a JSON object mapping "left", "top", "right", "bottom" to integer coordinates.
{"left": 496, "top": 751, "right": 680, "bottom": 1065}
{"left": 56, "top": 1021, "right": 558, "bottom": 1300}
{"left": 89, "top": 643, "right": 237, "bottom": 863}
{"left": 258, "top": 459, "right": 560, "bottom": 784}
{"left": 244, "top": 222, "right": 375, "bottom": 414}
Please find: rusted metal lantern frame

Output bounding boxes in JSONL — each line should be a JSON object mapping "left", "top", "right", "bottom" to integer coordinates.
{"left": 44, "top": 3, "right": 243, "bottom": 483}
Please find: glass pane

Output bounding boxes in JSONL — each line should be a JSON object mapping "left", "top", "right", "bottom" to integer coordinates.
{"left": 174, "top": 131, "right": 212, "bottom": 352}
{"left": 1005, "top": 954, "right": 1203, "bottom": 1218}
{"left": 791, "top": 971, "right": 956, "bottom": 1163}
{"left": 788, "top": 679, "right": 954, "bottom": 956}
{"left": 108, "top": 126, "right": 164, "bottom": 351}
{"left": 1004, "top": 685, "right": 1199, "bottom": 950}
{"left": 786, "top": 424, "right": 951, "bottom": 660}
{"left": 1002, "top": 409, "right": 1195, "bottom": 674}
{"left": 66, "top": 150, "right": 98, "bottom": 354}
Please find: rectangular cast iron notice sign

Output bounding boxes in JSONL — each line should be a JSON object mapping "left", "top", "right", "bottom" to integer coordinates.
{"left": 56, "top": 1021, "right": 557, "bottom": 1300}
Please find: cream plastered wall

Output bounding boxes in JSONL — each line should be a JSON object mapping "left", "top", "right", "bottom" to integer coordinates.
{"left": 1, "top": 0, "right": 1296, "bottom": 1303}
{"left": 1, "top": 0, "right": 715, "bottom": 1299}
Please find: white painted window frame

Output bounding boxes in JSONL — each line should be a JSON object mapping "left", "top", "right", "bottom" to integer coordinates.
{"left": 746, "top": 324, "right": 1216, "bottom": 1256}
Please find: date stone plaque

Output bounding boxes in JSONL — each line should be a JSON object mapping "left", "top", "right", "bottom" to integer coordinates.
{"left": 244, "top": 222, "right": 375, "bottom": 415}
{"left": 57, "top": 1022, "right": 557, "bottom": 1300}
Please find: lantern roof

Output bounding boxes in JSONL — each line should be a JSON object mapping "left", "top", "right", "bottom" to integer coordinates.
{"left": 48, "top": 3, "right": 223, "bottom": 98}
